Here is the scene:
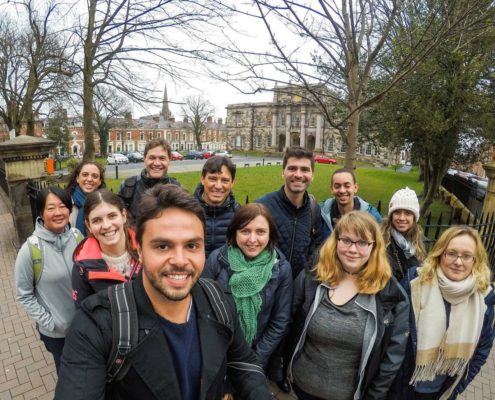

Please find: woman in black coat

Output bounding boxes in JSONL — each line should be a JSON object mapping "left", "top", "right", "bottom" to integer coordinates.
{"left": 202, "top": 203, "right": 293, "bottom": 370}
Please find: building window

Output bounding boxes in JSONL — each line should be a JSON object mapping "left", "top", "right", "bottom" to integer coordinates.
{"left": 340, "top": 143, "right": 346, "bottom": 153}
{"left": 267, "top": 135, "right": 272, "bottom": 147}
{"left": 235, "top": 135, "right": 242, "bottom": 148}
{"left": 127, "top": 131, "right": 131, "bottom": 140}
{"left": 255, "top": 135, "right": 261, "bottom": 148}
{"left": 266, "top": 115, "right": 271, "bottom": 127}
{"left": 327, "top": 137, "right": 333, "bottom": 152}
{"left": 291, "top": 114, "right": 300, "bottom": 127}
{"left": 117, "top": 132, "right": 121, "bottom": 141}
{"left": 234, "top": 113, "right": 242, "bottom": 127}
{"left": 280, "top": 112, "right": 285, "bottom": 127}
{"left": 366, "top": 143, "right": 372, "bottom": 156}
{"left": 140, "top": 131, "right": 144, "bottom": 140}
{"left": 310, "top": 115, "right": 316, "bottom": 127}
{"left": 117, "top": 145, "right": 121, "bottom": 152}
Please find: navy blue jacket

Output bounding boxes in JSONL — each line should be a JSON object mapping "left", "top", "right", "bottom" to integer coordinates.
{"left": 194, "top": 184, "right": 240, "bottom": 258}
{"left": 202, "top": 245, "right": 293, "bottom": 370}
{"left": 389, "top": 267, "right": 495, "bottom": 400}
{"left": 256, "top": 187, "right": 323, "bottom": 278}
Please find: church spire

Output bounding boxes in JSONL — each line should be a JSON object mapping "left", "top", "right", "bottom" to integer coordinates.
{"left": 161, "top": 83, "right": 171, "bottom": 120}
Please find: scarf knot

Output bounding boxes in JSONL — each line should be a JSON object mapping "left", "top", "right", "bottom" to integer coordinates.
{"left": 227, "top": 246, "right": 275, "bottom": 345}
{"left": 73, "top": 186, "right": 86, "bottom": 235}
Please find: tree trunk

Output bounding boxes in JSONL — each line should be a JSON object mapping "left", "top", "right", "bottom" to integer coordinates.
{"left": 82, "top": 0, "right": 96, "bottom": 160}
{"left": 344, "top": 109, "right": 360, "bottom": 168}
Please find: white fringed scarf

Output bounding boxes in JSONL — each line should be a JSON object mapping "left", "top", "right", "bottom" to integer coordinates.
{"left": 410, "top": 267, "right": 487, "bottom": 385}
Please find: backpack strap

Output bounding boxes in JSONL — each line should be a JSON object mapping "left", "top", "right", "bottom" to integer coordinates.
{"left": 27, "top": 236, "right": 43, "bottom": 284}
{"left": 197, "top": 279, "right": 265, "bottom": 376}
{"left": 197, "top": 278, "right": 232, "bottom": 328}
{"left": 106, "top": 283, "right": 139, "bottom": 383}
{"left": 308, "top": 194, "right": 318, "bottom": 239}
{"left": 71, "top": 227, "right": 84, "bottom": 244}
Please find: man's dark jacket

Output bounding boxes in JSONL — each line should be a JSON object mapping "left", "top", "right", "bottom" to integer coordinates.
{"left": 55, "top": 273, "right": 272, "bottom": 400}
{"left": 256, "top": 186, "right": 323, "bottom": 277}
{"left": 203, "top": 245, "right": 293, "bottom": 369}
{"left": 194, "top": 183, "right": 240, "bottom": 258}
{"left": 118, "top": 169, "right": 180, "bottom": 223}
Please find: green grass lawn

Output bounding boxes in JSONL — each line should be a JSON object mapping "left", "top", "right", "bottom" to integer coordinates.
{"left": 105, "top": 164, "right": 450, "bottom": 222}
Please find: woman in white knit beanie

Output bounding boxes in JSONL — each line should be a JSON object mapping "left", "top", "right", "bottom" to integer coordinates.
{"left": 382, "top": 187, "right": 426, "bottom": 281}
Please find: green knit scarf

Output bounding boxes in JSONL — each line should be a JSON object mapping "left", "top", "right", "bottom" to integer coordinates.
{"left": 227, "top": 245, "right": 276, "bottom": 345}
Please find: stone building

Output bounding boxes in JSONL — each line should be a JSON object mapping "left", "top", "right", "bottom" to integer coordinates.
{"left": 226, "top": 85, "right": 396, "bottom": 164}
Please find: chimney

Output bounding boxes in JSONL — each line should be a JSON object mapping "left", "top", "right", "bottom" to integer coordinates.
{"left": 217, "top": 118, "right": 223, "bottom": 125}
{"left": 207, "top": 116, "right": 213, "bottom": 124}
{"left": 183, "top": 117, "right": 188, "bottom": 123}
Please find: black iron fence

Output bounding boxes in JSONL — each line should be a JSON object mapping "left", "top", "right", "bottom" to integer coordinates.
{"left": 441, "top": 173, "right": 485, "bottom": 217}
{"left": 0, "top": 160, "right": 9, "bottom": 197}
{"left": 423, "top": 210, "right": 495, "bottom": 273}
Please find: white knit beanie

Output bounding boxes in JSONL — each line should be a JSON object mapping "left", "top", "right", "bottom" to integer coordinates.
{"left": 388, "top": 187, "right": 420, "bottom": 221}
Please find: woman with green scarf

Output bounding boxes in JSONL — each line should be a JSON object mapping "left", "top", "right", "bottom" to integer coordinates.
{"left": 203, "top": 203, "right": 293, "bottom": 370}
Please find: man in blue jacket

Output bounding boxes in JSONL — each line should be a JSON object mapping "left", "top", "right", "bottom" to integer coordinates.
{"left": 320, "top": 167, "right": 382, "bottom": 239}
{"left": 194, "top": 156, "right": 240, "bottom": 258}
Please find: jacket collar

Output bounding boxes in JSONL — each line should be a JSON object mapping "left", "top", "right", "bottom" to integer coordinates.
{"left": 130, "top": 273, "right": 233, "bottom": 399}
{"left": 193, "top": 183, "right": 237, "bottom": 212}
{"left": 278, "top": 185, "right": 310, "bottom": 210}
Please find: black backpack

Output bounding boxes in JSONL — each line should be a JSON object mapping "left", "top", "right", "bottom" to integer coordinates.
{"left": 105, "top": 278, "right": 262, "bottom": 382}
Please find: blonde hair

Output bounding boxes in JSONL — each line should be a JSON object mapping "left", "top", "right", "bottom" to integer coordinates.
{"left": 382, "top": 215, "right": 426, "bottom": 261}
{"left": 315, "top": 211, "right": 392, "bottom": 294}
{"left": 419, "top": 226, "right": 492, "bottom": 291}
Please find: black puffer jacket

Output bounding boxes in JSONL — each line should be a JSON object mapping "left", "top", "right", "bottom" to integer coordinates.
{"left": 256, "top": 187, "right": 323, "bottom": 277}
{"left": 118, "top": 169, "right": 180, "bottom": 223}
{"left": 194, "top": 183, "right": 240, "bottom": 258}
{"left": 386, "top": 238, "right": 420, "bottom": 282}
{"left": 202, "top": 245, "right": 293, "bottom": 370}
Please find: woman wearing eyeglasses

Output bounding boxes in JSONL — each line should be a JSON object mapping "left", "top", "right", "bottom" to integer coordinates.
{"left": 288, "top": 211, "right": 409, "bottom": 400}
{"left": 391, "top": 226, "right": 495, "bottom": 400}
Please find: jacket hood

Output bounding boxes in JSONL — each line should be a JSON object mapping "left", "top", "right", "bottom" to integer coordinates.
{"left": 320, "top": 196, "right": 371, "bottom": 229}
{"left": 194, "top": 183, "right": 238, "bottom": 212}
{"left": 73, "top": 228, "right": 138, "bottom": 262}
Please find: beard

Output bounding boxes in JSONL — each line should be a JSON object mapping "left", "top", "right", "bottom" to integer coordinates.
{"left": 143, "top": 266, "right": 199, "bottom": 302}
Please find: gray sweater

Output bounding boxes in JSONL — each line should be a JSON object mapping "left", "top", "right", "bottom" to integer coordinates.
{"left": 15, "top": 219, "right": 80, "bottom": 338}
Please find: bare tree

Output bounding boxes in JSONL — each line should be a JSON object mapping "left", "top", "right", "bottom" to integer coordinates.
{"left": 93, "top": 85, "right": 131, "bottom": 157}
{"left": 0, "top": 0, "right": 74, "bottom": 136}
{"left": 181, "top": 95, "right": 215, "bottom": 149}
{"left": 75, "top": 0, "right": 226, "bottom": 160}
{"left": 211, "top": 0, "right": 492, "bottom": 167}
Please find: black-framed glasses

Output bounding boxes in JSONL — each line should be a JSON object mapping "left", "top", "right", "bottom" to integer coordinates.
{"left": 337, "top": 237, "right": 375, "bottom": 250}
{"left": 443, "top": 250, "right": 475, "bottom": 264}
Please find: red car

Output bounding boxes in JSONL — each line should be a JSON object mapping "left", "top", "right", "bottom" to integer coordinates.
{"left": 314, "top": 154, "right": 337, "bottom": 164}
{"left": 171, "top": 151, "right": 183, "bottom": 161}
{"left": 203, "top": 151, "right": 215, "bottom": 159}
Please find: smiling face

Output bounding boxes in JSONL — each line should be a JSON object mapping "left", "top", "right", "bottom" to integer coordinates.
{"left": 42, "top": 193, "right": 70, "bottom": 234}
{"left": 332, "top": 172, "right": 358, "bottom": 207}
{"left": 336, "top": 230, "right": 374, "bottom": 274}
{"left": 235, "top": 215, "right": 270, "bottom": 260}
{"left": 392, "top": 209, "right": 415, "bottom": 233}
{"left": 144, "top": 146, "right": 170, "bottom": 179}
{"left": 439, "top": 233, "right": 476, "bottom": 281}
{"left": 86, "top": 202, "right": 127, "bottom": 254}
{"left": 139, "top": 207, "right": 205, "bottom": 304}
{"left": 282, "top": 157, "right": 314, "bottom": 195}
{"left": 76, "top": 164, "right": 102, "bottom": 194}
{"left": 201, "top": 165, "right": 234, "bottom": 206}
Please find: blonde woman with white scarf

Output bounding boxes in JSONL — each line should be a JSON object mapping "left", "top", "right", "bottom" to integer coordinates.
{"left": 389, "top": 226, "right": 495, "bottom": 400}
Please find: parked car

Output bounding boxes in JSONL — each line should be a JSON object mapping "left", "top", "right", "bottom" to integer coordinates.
{"left": 107, "top": 153, "right": 129, "bottom": 165}
{"left": 202, "top": 151, "right": 215, "bottom": 159}
{"left": 214, "top": 150, "right": 233, "bottom": 158}
{"left": 184, "top": 150, "right": 204, "bottom": 160}
{"left": 171, "top": 151, "right": 184, "bottom": 161}
{"left": 314, "top": 154, "right": 337, "bottom": 164}
{"left": 127, "top": 152, "right": 144, "bottom": 163}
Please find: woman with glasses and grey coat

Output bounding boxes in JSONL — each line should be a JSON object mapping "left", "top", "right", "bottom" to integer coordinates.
{"left": 288, "top": 211, "right": 409, "bottom": 400}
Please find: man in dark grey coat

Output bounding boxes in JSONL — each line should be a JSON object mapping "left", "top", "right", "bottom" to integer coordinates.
{"left": 194, "top": 156, "right": 240, "bottom": 258}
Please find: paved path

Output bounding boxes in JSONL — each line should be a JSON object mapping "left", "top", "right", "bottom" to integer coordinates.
{"left": 0, "top": 192, "right": 494, "bottom": 399}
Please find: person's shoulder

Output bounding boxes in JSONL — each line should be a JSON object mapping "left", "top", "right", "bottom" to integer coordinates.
{"left": 256, "top": 190, "right": 278, "bottom": 204}
{"left": 484, "top": 284, "right": 495, "bottom": 306}
{"left": 379, "top": 276, "right": 408, "bottom": 304}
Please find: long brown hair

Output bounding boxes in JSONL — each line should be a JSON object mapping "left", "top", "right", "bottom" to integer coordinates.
{"left": 382, "top": 216, "right": 426, "bottom": 261}
{"left": 84, "top": 189, "right": 138, "bottom": 261}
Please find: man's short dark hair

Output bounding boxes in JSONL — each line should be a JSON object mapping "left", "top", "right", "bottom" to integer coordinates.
{"left": 37, "top": 186, "right": 72, "bottom": 217}
{"left": 136, "top": 184, "right": 206, "bottom": 245}
{"left": 331, "top": 168, "right": 357, "bottom": 184}
{"left": 282, "top": 146, "right": 314, "bottom": 171}
{"left": 144, "top": 138, "right": 172, "bottom": 158}
{"left": 201, "top": 156, "right": 236, "bottom": 181}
